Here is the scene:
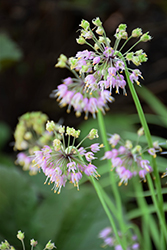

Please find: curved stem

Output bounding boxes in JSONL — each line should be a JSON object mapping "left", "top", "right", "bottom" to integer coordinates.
{"left": 97, "top": 110, "right": 128, "bottom": 247}
{"left": 90, "top": 177, "right": 126, "bottom": 250}
{"left": 123, "top": 61, "right": 167, "bottom": 243}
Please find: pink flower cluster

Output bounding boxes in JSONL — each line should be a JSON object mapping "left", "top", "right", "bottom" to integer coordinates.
{"left": 103, "top": 133, "right": 153, "bottom": 185}
{"left": 33, "top": 143, "right": 100, "bottom": 194}
{"left": 99, "top": 227, "right": 139, "bottom": 249}
{"left": 16, "top": 152, "right": 39, "bottom": 175}
{"left": 51, "top": 76, "right": 114, "bottom": 119}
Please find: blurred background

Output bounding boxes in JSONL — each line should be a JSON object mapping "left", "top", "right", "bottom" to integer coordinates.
{"left": 0, "top": 0, "right": 167, "bottom": 249}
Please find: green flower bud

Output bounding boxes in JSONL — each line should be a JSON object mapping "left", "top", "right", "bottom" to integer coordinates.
{"left": 137, "top": 127, "right": 144, "bottom": 136}
{"left": 125, "top": 140, "right": 133, "bottom": 149}
{"left": 96, "top": 26, "right": 104, "bottom": 35}
{"left": 53, "top": 139, "right": 61, "bottom": 151}
{"left": 88, "top": 129, "right": 99, "bottom": 140}
{"left": 138, "top": 54, "right": 148, "bottom": 63}
{"left": 115, "top": 30, "right": 128, "bottom": 39}
{"left": 24, "top": 131, "right": 32, "bottom": 140}
{"left": 0, "top": 240, "right": 10, "bottom": 250}
{"left": 81, "top": 30, "right": 93, "bottom": 39}
{"left": 79, "top": 19, "right": 90, "bottom": 30}
{"left": 76, "top": 36, "right": 86, "bottom": 44}
{"left": 17, "top": 230, "right": 24, "bottom": 240}
{"left": 98, "top": 36, "right": 105, "bottom": 43}
{"left": 30, "top": 239, "right": 38, "bottom": 247}
{"left": 131, "top": 145, "right": 142, "bottom": 154}
{"left": 131, "top": 28, "right": 142, "bottom": 37}
{"left": 126, "top": 52, "right": 134, "bottom": 61}
{"left": 92, "top": 17, "right": 102, "bottom": 26}
{"left": 73, "top": 129, "right": 80, "bottom": 138}
{"left": 44, "top": 240, "right": 56, "bottom": 250}
{"left": 118, "top": 24, "right": 127, "bottom": 31}
{"left": 81, "top": 65, "right": 89, "bottom": 72}
{"left": 140, "top": 32, "right": 152, "bottom": 42}
{"left": 132, "top": 56, "right": 141, "bottom": 66}
{"left": 69, "top": 57, "right": 78, "bottom": 69}
{"left": 58, "top": 125, "right": 65, "bottom": 134}
{"left": 55, "top": 54, "right": 67, "bottom": 68}
{"left": 46, "top": 120, "right": 56, "bottom": 132}
{"left": 94, "top": 43, "right": 99, "bottom": 50}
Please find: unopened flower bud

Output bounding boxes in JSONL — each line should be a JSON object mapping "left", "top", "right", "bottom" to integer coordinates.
{"left": 44, "top": 240, "right": 56, "bottom": 250}
{"left": 79, "top": 19, "right": 90, "bottom": 30}
{"left": 0, "top": 240, "right": 10, "bottom": 250}
{"left": 73, "top": 129, "right": 80, "bottom": 138}
{"left": 140, "top": 32, "right": 152, "bottom": 42}
{"left": 17, "top": 230, "right": 24, "bottom": 240}
{"left": 58, "top": 125, "right": 65, "bottom": 134}
{"left": 96, "top": 26, "right": 104, "bottom": 35}
{"left": 46, "top": 121, "right": 56, "bottom": 132}
{"left": 88, "top": 129, "right": 99, "bottom": 139}
{"left": 92, "top": 17, "right": 102, "bottom": 26}
{"left": 76, "top": 36, "right": 86, "bottom": 44}
{"left": 24, "top": 131, "right": 32, "bottom": 140}
{"left": 132, "top": 28, "right": 142, "bottom": 37}
{"left": 132, "top": 145, "right": 142, "bottom": 154}
{"left": 137, "top": 127, "right": 144, "bottom": 136}
{"left": 30, "top": 239, "right": 38, "bottom": 247}
{"left": 53, "top": 139, "right": 61, "bottom": 151}
{"left": 126, "top": 52, "right": 134, "bottom": 62}
{"left": 132, "top": 56, "right": 140, "bottom": 66}
{"left": 125, "top": 140, "right": 133, "bottom": 149}
{"left": 118, "top": 24, "right": 127, "bottom": 31}
{"left": 55, "top": 54, "right": 67, "bottom": 68}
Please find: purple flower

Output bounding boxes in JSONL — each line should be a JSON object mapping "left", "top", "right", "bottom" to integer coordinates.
{"left": 32, "top": 126, "right": 101, "bottom": 193}
{"left": 102, "top": 132, "right": 153, "bottom": 185}
{"left": 99, "top": 227, "right": 112, "bottom": 239}
{"left": 90, "top": 143, "right": 101, "bottom": 153}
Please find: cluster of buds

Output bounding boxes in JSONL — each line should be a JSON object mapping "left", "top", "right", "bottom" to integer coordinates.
{"left": 14, "top": 112, "right": 55, "bottom": 175}
{"left": 99, "top": 227, "right": 139, "bottom": 249}
{"left": 102, "top": 128, "right": 161, "bottom": 185}
{"left": 51, "top": 17, "right": 151, "bottom": 118}
{"left": 0, "top": 230, "right": 56, "bottom": 250}
{"left": 32, "top": 121, "right": 102, "bottom": 193}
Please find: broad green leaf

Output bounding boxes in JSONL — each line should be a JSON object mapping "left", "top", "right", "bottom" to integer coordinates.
{"left": 0, "top": 165, "right": 38, "bottom": 247}
{"left": 33, "top": 185, "right": 113, "bottom": 250}
{"left": 0, "top": 33, "right": 23, "bottom": 70}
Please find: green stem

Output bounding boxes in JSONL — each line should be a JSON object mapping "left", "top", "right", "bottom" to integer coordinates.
{"left": 123, "top": 61, "right": 167, "bottom": 242}
{"left": 21, "top": 240, "right": 25, "bottom": 250}
{"left": 123, "top": 40, "right": 141, "bottom": 56}
{"left": 90, "top": 177, "right": 126, "bottom": 250}
{"left": 132, "top": 177, "right": 152, "bottom": 249}
{"left": 97, "top": 110, "right": 128, "bottom": 248}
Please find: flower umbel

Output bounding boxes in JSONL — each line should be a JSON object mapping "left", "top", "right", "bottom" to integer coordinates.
{"left": 14, "top": 112, "right": 59, "bottom": 175}
{"left": 99, "top": 227, "right": 140, "bottom": 249}
{"left": 32, "top": 125, "right": 100, "bottom": 193}
{"left": 102, "top": 129, "right": 156, "bottom": 185}
{"left": 51, "top": 18, "right": 151, "bottom": 118}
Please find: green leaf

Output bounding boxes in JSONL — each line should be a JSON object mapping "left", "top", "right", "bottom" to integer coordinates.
{"left": 0, "top": 33, "right": 23, "bottom": 70}
{"left": 0, "top": 165, "right": 38, "bottom": 246}
{"left": 33, "top": 185, "right": 111, "bottom": 250}
{"left": 137, "top": 86, "right": 167, "bottom": 125}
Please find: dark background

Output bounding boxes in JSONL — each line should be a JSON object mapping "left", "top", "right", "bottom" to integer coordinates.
{"left": 0, "top": 1, "right": 167, "bottom": 248}
{"left": 0, "top": 0, "right": 167, "bottom": 134}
